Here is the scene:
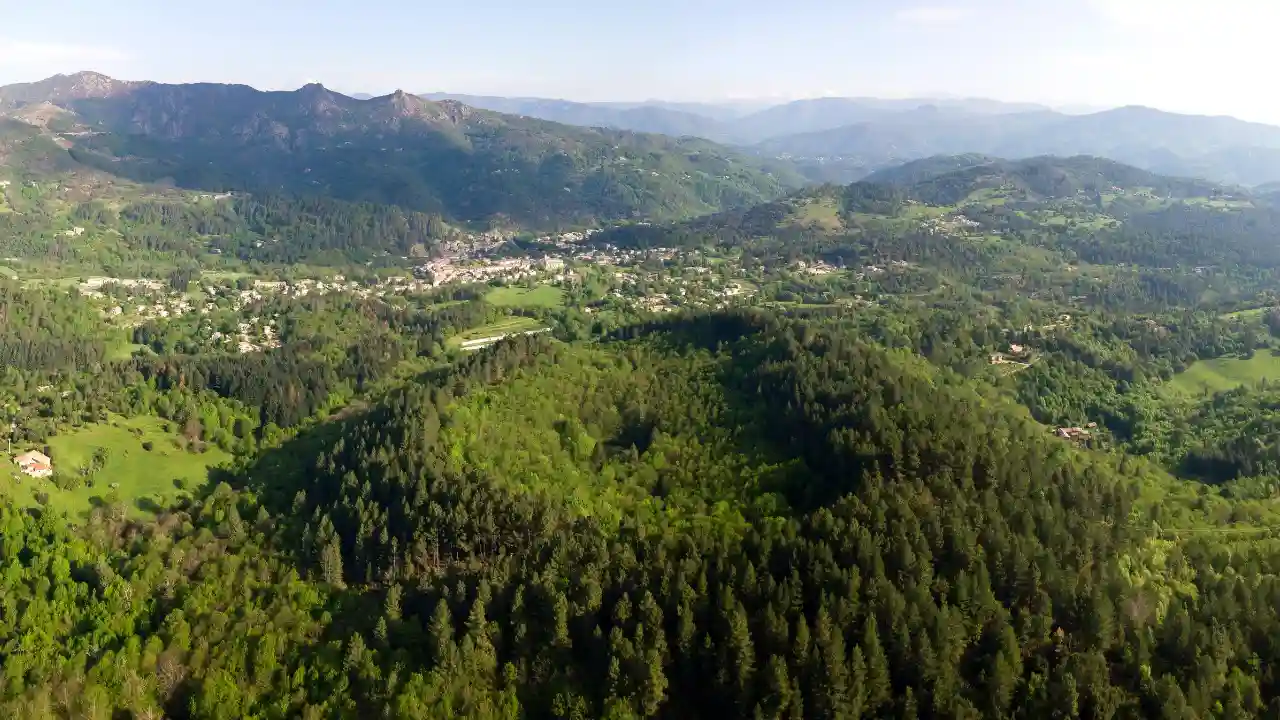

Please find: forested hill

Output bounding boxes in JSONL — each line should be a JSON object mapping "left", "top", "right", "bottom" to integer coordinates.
{"left": 599, "top": 155, "right": 1249, "bottom": 248}
{"left": 261, "top": 315, "right": 1153, "bottom": 716}
{"left": 867, "top": 155, "right": 1229, "bottom": 205}
{"left": 0, "top": 72, "right": 804, "bottom": 229}
{"left": 855, "top": 153, "right": 1000, "bottom": 187}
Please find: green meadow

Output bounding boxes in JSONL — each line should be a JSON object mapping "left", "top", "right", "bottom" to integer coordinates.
{"left": 0, "top": 414, "right": 233, "bottom": 518}
{"left": 1167, "top": 352, "right": 1280, "bottom": 395}
{"left": 484, "top": 284, "right": 566, "bottom": 308}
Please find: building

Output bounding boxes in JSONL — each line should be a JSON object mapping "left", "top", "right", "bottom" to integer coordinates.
{"left": 1054, "top": 427, "right": 1091, "bottom": 441}
{"left": 15, "top": 450, "right": 52, "bottom": 478}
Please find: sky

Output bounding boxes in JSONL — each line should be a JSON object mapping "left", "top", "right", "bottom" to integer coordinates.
{"left": 0, "top": 0, "right": 1275, "bottom": 122}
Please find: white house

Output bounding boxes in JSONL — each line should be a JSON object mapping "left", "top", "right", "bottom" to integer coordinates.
{"left": 15, "top": 450, "right": 52, "bottom": 478}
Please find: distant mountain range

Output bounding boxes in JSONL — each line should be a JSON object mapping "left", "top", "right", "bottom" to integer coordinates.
{"left": 413, "top": 92, "right": 1280, "bottom": 187}
{"left": 418, "top": 93, "right": 1052, "bottom": 145}
{"left": 0, "top": 72, "right": 804, "bottom": 229}
{"left": 421, "top": 93, "right": 732, "bottom": 143}
{"left": 758, "top": 105, "right": 1280, "bottom": 186}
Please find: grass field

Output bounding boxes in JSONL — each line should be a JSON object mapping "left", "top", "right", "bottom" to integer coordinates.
{"left": 784, "top": 198, "right": 844, "bottom": 232}
{"left": 0, "top": 415, "right": 233, "bottom": 518}
{"left": 1223, "top": 307, "right": 1270, "bottom": 320}
{"left": 24, "top": 277, "right": 82, "bottom": 289}
{"left": 1039, "top": 212, "right": 1117, "bottom": 231}
{"left": 199, "top": 269, "right": 253, "bottom": 283}
{"left": 106, "top": 339, "right": 147, "bottom": 360}
{"left": 1168, "top": 352, "right": 1280, "bottom": 395}
{"left": 451, "top": 316, "right": 546, "bottom": 347}
{"left": 1186, "top": 198, "right": 1255, "bottom": 210}
{"left": 963, "top": 187, "right": 1013, "bottom": 205}
{"left": 484, "top": 285, "right": 565, "bottom": 308}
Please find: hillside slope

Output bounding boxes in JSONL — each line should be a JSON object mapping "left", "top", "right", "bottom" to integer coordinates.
{"left": 595, "top": 155, "right": 1280, "bottom": 313}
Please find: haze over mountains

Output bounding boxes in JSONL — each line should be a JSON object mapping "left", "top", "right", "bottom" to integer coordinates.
{"left": 422, "top": 90, "right": 1280, "bottom": 187}
{"left": 420, "top": 92, "right": 1057, "bottom": 145}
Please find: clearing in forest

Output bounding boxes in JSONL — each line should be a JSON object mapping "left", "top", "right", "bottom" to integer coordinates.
{"left": 1168, "top": 352, "right": 1280, "bottom": 395}
{"left": 783, "top": 197, "right": 845, "bottom": 232}
{"left": 0, "top": 414, "right": 233, "bottom": 518}
{"left": 1222, "top": 307, "right": 1270, "bottom": 320}
{"left": 451, "top": 316, "right": 546, "bottom": 347}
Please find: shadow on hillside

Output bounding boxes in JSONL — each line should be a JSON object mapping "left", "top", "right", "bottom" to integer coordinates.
{"left": 135, "top": 496, "right": 165, "bottom": 515}
{"left": 602, "top": 308, "right": 774, "bottom": 352}
{"left": 226, "top": 409, "right": 373, "bottom": 509}
{"left": 184, "top": 404, "right": 382, "bottom": 585}
{"left": 179, "top": 392, "right": 487, "bottom": 696}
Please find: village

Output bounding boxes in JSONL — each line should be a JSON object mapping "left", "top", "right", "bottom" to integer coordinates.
{"left": 410, "top": 228, "right": 666, "bottom": 288}
{"left": 50, "top": 219, "right": 968, "bottom": 361}
{"left": 56, "top": 227, "right": 943, "bottom": 355}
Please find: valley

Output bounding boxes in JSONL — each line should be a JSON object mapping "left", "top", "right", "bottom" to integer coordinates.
{"left": 4, "top": 68, "right": 1280, "bottom": 720}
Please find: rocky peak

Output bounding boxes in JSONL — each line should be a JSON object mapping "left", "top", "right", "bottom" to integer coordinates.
{"left": 41, "top": 71, "right": 137, "bottom": 101}
{"left": 432, "top": 99, "right": 476, "bottom": 124}
{"left": 294, "top": 82, "right": 345, "bottom": 116}
{"left": 0, "top": 70, "right": 142, "bottom": 109}
{"left": 388, "top": 89, "right": 416, "bottom": 106}
{"left": 380, "top": 89, "right": 432, "bottom": 118}
{"left": 62, "top": 71, "right": 119, "bottom": 91}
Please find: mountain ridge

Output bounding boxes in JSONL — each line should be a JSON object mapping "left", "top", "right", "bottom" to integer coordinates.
{"left": 0, "top": 71, "right": 805, "bottom": 229}
{"left": 422, "top": 92, "right": 732, "bottom": 140}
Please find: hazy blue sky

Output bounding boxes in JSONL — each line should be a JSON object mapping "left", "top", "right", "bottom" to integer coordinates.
{"left": 0, "top": 0, "right": 1272, "bottom": 121}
